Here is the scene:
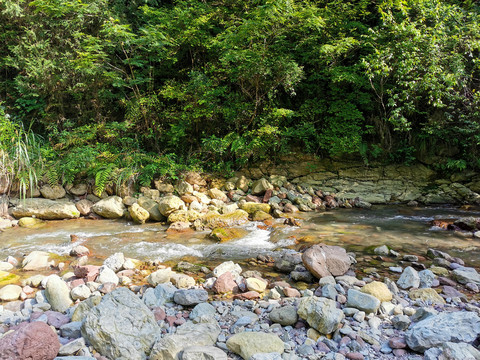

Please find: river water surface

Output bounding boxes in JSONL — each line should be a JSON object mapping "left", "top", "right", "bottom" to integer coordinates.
{"left": 1, "top": 206, "right": 479, "bottom": 267}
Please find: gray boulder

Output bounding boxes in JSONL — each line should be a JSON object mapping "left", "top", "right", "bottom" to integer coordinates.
{"left": 81, "top": 288, "right": 160, "bottom": 360}
{"left": 297, "top": 296, "right": 344, "bottom": 334}
{"left": 12, "top": 198, "right": 80, "bottom": 220}
{"left": 397, "top": 266, "right": 420, "bottom": 289}
{"left": 346, "top": 289, "right": 380, "bottom": 314}
{"left": 424, "top": 342, "right": 480, "bottom": 360}
{"left": 92, "top": 196, "right": 125, "bottom": 219}
{"left": 189, "top": 303, "right": 216, "bottom": 320}
{"left": 269, "top": 306, "right": 298, "bottom": 326}
{"left": 453, "top": 267, "right": 480, "bottom": 284}
{"left": 406, "top": 311, "right": 480, "bottom": 352}
{"left": 150, "top": 320, "right": 220, "bottom": 360}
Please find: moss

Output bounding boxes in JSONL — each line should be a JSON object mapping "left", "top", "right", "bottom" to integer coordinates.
{"left": 203, "top": 209, "right": 249, "bottom": 229}
{"left": 252, "top": 210, "right": 273, "bottom": 221}
{"left": 0, "top": 271, "right": 20, "bottom": 286}
{"left": 239, "top": 202, "right": 271, "bottom": 215}
{"left": 210, "top": 227, "right": 248, "bottom": 242}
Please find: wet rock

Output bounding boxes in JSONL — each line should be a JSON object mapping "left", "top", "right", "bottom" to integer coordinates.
{"left": 269, "top": 305, "right": 298, "bottom": 326}
{"left": 18, "top": 217, "right": 46, "bottom": 228}
{"left": 70, "top": 245, "right": 90, "bottom": 257}
{"left": 202, "top": 210, "right": 249, "bottom": 228}
{"left": 129, "top": 203, "right": 150, "bottom": 224}
{"left": 151, "top": 320, "right": 220, "bottom": 360}
{"left": 397, "top": 266, "right": 420, "bottom": 289}
{"left": 274, "top": 251, "right": 302, "bottom": 273}
{"left": 360, "top": 281, "right": 392, "bottom": 302}
{"left": 346, "top": 289, "right": 380, "bottom": 314}
{"left": 302, "top": 244, "right": 351, "bottom": 278}
{"left": 0, "top": 321, "right": 60, "bottom": 360}
{"left": 92, "top": 196, "right": 125, "bottom": 219}
{"left": 81, "top": 288, "right": 159, "bottom": 360}
{"left": 174, "top": 289, "right": 208, "bottom": 306}
{"left": 405, "top": 311, "right": 480, "bottom": 352}
{"left": 210, "top": 228, "right": 247, "bottom": 243}
{"left": 12, "top": 198, "right": 80, "bottom": 220}
{"left": 297, "top": 296, "right": 344, "bottom": 334}
{"left": 22, "top": 251, "right": 55, "bottom": 271}
{"left": 226, "top": 332, "right": 284, "bottom": 360}
{"left": 239, "top": 202, "right": 271, "bottom": 215}
{"left": 181, "top": 345, "right": 228, "bottom": 360}
{"left": 45, "top": 275, "right": 73, "bottom": 312}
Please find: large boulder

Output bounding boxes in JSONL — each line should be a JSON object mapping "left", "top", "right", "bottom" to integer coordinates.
{"left": 302, "top": 244, "right": 351, "bottom": 278}
{"left": 92, "top": 196, "right": 125, "bottom": 219}
{"left": 202, "top": 210, "right": 249, "bottom": 229}
{"left": 81, "top": 288, "right": 160, "bottom": 360}
{"left": 22, "top": 251, "right": 55, "bottom": 271}
{"left": 40, "top": 184, "right": 66, "bottom": 199}
{"left": 150, "top": 320, "right": 220, "bottom": 360}
{"left": 297, "top": 296, "right": 344, "bottom": 334}
{"left": 0, "top": 321, "right": 60, "bottom": 360}
{"left": 12, "top": 198, "right": 80, "bottom": 220}
{"left": 129, "top": 203, "right": 150, "bottom": 224}
{"left": 45, "top": 275, "right": 73, "bottom": 312}
{"left": 453, "top": 267, "right": 480, "bottom": 284}
{"left": 226, "top": 332, "right": 284, "bottom": 360}
{"left": 137, "top": 197, "right": 165, "bottom": 221}
{"left": 158, "top": 196, "right": 185, "bottom": 217}
{"left": 405, "top": 311, "right": 480, "bottom": 353}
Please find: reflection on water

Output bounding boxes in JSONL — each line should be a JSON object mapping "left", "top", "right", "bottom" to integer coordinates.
{"left": 1, "top": 206, "right": 479, "bottom": 265}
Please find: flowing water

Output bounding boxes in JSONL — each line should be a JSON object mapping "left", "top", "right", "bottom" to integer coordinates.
{"left": 1, "top": 206, "right": 479, "bottom": 266}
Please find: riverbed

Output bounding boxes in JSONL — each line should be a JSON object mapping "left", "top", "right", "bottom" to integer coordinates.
{"left": 1, "top": 205, "right": 479, "bottom": 267}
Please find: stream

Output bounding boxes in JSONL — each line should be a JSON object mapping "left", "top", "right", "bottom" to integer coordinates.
{"left": 0, "top": 205, "right": 479, "bottom": 267}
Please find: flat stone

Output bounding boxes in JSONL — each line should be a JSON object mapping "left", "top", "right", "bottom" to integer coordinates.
{"left": 174, "top": 289, "right": 208, "bottom": 306}
{"left": 302, "top": 244, "right": 351, "bottom": 278}
{"left": 360, "top": 281, "right": 392, "bottom": 302}
{"left": 269, "top": 305, "right": 298, "bottom": 326}
{"left": 0, "top": 284, "right": 22, "bottom": 301}
{"left": 346, "top": 289, "right": 380, "bottom": 313}
{"left": 408, "top": 288, "right": 445, "bottom": 305}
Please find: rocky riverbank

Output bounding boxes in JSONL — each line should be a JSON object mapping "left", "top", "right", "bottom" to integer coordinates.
{"left": 0, "top": 240, "right": 479, "bottom": 360}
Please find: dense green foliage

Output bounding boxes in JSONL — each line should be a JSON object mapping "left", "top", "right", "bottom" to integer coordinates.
{"left": 1, "top": 0, "right": 480, "bottom": 188}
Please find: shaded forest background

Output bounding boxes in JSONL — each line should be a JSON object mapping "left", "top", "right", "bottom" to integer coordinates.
{"left": 1, "top": 0, "right": 480, "bottom": 193}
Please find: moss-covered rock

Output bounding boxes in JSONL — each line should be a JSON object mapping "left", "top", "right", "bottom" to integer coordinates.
{"left": 210, "top": 228, "right": 248, "bottom": 242}
{"left": 203, "top": 210, "right": 249, "bottom": 229}
{"left": 167, "top": 210, "right": 202, "bottom": 223}
{"left": 239, "top": 202, "right": 271, "bottom": 215}
{"left": 251, "top": 210, "right": 272, "bottom": 221}
{"left": 18, "top": 217, "right": 46, "bottom": 229}
{"left": 129, "top": 203, "right": 150, "bottom": 224}
{"left": 0, "top": 271, "right": 20, "bottom": 287}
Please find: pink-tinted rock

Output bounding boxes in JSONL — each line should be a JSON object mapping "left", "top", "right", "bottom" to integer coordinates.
{"left": 174, "top": 317, "right": 186, "bottom": 326}
{"left": 438, "top": 277, "right": 457, "bottom": 287}
{"left": 68, "top": 278, "right": 85, "bottom": 289}
{"left": 346, "top": 352, "right": 364, "bottom": 360}
{"left": 45, "top": 311, "right": 70, "bottom": 328}
{"left": 166, "top": 316, "right": 176, "bottom": 327}
{"left": 74, "top": 265, "right": 100, "bottom": 282}
{"left": 99, "top": 282, "right": 116, "bottom": 294}
{"left": 302, "top": 244, "right": 351, "bottom": 278}
{"left": 153, "top": 307, "right": 166, "bottom": 322}
{"left": 283, "top": 287, "right": 301, "bottom": 298}
{"left": 233, "top": 291, "right": 260, "bottom": 300}
{"left": 213, "top": 271, "right": 237, "bottom": 294}
{"left": 284, "top": 203, "right": 299, "bottom": 213}
{"left": 117, "top": 269, "right": 135, "bottom": 277}
{"left": 0, "top": 321, "right": 60, "bottom": 360}
{"left": 245, "top": 195, "right": 261, "bottom": 203}
{"left": 388, "top": 337, "right": 407, "bottom": 349}
{"left": 392, "top": 349, "right": 407, "bottom": 357}
{"left": 22, "top": 286, "right": 34, "bottom": 295}
{"left": 263, "top": 189, "right": 273, "bottom": 203}
{"left": 324, "top": 195, "right": 338, "bottom": 208}
{"left": 317, "top": 341, "right": 330, "bottom": 353}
